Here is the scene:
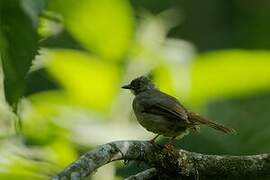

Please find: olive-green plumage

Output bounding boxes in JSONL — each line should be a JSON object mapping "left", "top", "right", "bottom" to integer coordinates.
{"left": 122, "top": 76, "right": 235, "bottom": 141}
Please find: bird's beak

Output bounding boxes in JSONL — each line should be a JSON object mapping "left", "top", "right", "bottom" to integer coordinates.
{"left": 121, "top": 84, "right": 131, "bottom": 89}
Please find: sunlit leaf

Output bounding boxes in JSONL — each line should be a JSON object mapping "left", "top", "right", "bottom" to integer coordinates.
{"left": 189, "top": 50, "right": 270, "bottom": 104}
{"left": 152, "top": 65, "right": 175, "bottom": 95}
{"left": 44, "top": 139, "right": 77, "bottom": 168}
{"left": 49, "top": 0, "right": 134, "bottom": 61}
{"left": 46, "top": 49, "right": 121, "bottom": 111}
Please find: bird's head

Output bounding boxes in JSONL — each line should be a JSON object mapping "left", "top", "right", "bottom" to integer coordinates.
{"left": 122, "top": 76, "right": 155, "bottom": 95}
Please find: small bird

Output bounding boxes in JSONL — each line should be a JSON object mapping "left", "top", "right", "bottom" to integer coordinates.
{"left": 122, "top": 76, "right": 235, "bottom": 143}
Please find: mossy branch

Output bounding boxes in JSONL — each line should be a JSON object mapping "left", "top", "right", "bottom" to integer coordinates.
{"left": 53, "top": 140, "right": 270, "bottom": 180}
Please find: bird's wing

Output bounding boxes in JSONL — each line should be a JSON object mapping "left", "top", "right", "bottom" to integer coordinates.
{"left": 140, "top": 90, "right": 191, "bottom": 125}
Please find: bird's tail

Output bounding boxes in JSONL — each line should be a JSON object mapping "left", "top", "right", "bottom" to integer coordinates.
{"left": 188, "top": 112, "right": 236, "bottom": 134}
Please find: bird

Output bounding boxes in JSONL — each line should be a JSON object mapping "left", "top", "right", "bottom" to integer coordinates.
{"left": 122, "top": 76, "right": 235, "bottom": 143}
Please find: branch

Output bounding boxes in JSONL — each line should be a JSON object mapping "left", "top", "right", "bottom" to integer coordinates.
{"left": 53, "top": 140, "right": 270, "bottom": 180}
{"left": 124, "top": 168, "right": 157, "bottom": 180}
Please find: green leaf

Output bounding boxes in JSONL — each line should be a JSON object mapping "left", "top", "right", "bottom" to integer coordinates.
{"left": 189, "top": 50, "right": 270, "bottom": 105}
{"left": 49, "top": 0, "right": 134, "bottom": 61}
{"left": 45, "top": 49, "right": 121, "bottom": 111}
{"left": 0, "top": 0, "right": 41, "bottom": 109}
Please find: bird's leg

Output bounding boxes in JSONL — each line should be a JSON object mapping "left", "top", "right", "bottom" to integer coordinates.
{"left": 164, "top": 136, "right": 176, "bottom": 150}
{"left": 149, "top": 134, "right": 160, "bottom": 144}
{"left": 169, "top": 136, "right": 177, "bottom": 145}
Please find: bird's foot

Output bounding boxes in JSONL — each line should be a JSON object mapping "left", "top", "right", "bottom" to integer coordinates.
{"left": 163, "top": 143, "right": 178, "bottom": 158}
{"left": 149, "top": 139, "right": 161, "bottom": 149}
{"left": 149, "top": 139, "right": 156, "bottom": 145}
{"left": 163, "top": 137, "right": 177, "bottom": 151}
{"left": 164, "top": 143, "right": 174, "bottom": 151}
{"left": 149, "top": 134, "right": 160, "bottom": 145}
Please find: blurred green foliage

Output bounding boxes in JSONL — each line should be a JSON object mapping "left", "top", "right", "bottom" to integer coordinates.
{"left": 46, "top": 49, "right": 121, "bottom": 111}
{"left": 48, "top": 0, "right": 134, "bottom": 61}
{"left": 0, "top": 0, "right": 270, "bottom": 179}
{"left": 189, "top": 50, "right": 270, "bottom": 105}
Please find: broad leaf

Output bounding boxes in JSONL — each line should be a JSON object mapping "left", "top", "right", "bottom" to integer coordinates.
{"left": 0, "top": 0, "right": 42, "bottom": 109}
{"left": 49, "top": 0, "right": 134, "bottom": 61}
{"left": 45, "top": 49, "right": 121, "bottom": 111}
{"left": 190, "top": 50, "right": 270, "bottom": 104}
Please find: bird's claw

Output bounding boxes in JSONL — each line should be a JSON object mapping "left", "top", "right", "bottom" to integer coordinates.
{"left": 149, "top": 139, "right": 155, "bottom": 144}
{"left": 164, "top": 143, "right": 175, "bottom": 151}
